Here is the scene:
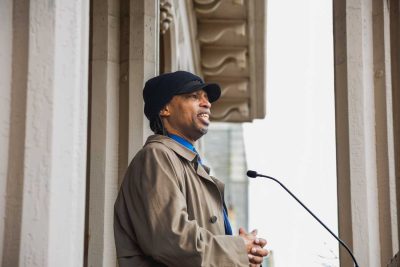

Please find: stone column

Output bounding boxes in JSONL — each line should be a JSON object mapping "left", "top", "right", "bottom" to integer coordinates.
{"left": 87, "top": 0, "right": 120, "bottom": 266}
{"left": 372, "top": 0, "right": 395, "bottom": 263}
{"left": 118, "top": 0, "right": 159, "bottom": 179}
{"left": 334, "top": 0, "right": 395, "bottom": 266}
{"left": 0, "top": 1, "right": 29, "bottom": 265}
{"left": 0, "top": 0, "right": 14, "bottom": 263}
{"left": 17, "top": 1, "right": 89, "bottom": 266}
{"left": 87, "top": 0, "right": 159, "bottom": 266}
{"left": 389, "top": 0, "right": 400, "bottom": 254}
{"left": 128, "top": 0, "right": 159, "bottom": 159}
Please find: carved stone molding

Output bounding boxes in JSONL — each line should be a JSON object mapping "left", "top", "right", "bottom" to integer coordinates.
{"left": 194, "top": 0, "right": 222, "bottom": 14}
{"left": 216, "top": 79, "right": 249, "bottom": 98}
{"left": 198, "top": 19, "right": 246, "bottom": 44}
{"left": 187, "top": 0, "right": 265, "bottom": 122}
{"left": 194, "top": 0, "right": 244, "bottom": 14}
{"left": 160, "top": 0, "right": 173, "bottom": 34}
{"left": 210, "top": 99, "right": 249, "bottom": 122}
{"left": 201, "top": 47, "right": 247, "bottom": 76}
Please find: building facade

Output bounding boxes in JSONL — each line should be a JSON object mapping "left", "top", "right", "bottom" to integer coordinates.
{"left": 0, "top": 0, "right": 399, "bottom": 267}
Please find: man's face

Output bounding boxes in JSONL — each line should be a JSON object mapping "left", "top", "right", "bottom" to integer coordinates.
{"left": 161, "top": 89, "right": 212, "bottom": 143}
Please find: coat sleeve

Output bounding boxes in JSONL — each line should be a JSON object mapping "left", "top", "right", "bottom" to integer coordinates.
{"left": 121, "top": 145, "right": 249, "bottom": 267}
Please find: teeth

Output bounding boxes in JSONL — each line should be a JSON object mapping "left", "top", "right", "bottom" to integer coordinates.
{"left": 198, "top": 114, "right": 209, "bottom": 118}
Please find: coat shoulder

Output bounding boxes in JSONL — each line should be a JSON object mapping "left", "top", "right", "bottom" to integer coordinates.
{"left": 138, "top": 140, "right": 178, "bottom": 160}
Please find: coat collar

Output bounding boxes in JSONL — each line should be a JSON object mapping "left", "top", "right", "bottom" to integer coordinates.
{"left": 145, "top": 134, "right": 215, "bottom": 181}
{"left": 145, "top": 134, "right": 225, "bottom": 202}
{"left": 145, "top": 134, "right": 197, "bottom": 162}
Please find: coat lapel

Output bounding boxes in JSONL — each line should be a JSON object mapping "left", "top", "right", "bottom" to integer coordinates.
{"left": 196, "top": 163, "right": 225, "bottom": 203}
{"left": 196, "top": 162, "right": 214, "bottom": 183}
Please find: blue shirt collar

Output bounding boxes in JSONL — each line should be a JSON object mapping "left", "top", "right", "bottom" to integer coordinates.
{"left": 167, "top": 133, "right": 196, "bottom": 153}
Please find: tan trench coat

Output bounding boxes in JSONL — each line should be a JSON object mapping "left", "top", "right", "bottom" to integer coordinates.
{"left": 114, "top": 134, "right": 249, "bottom": 267}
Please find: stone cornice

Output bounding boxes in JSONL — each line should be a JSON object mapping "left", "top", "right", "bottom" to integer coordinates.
{"left": 187, "top": 0, "right": 266, "bottom": 122}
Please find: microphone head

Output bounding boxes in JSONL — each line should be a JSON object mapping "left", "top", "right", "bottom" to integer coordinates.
{"left": 247, "top": 170, "right": 258, "bottom": 178}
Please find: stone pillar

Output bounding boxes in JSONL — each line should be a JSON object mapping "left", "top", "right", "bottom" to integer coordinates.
{"left": 0, "top": 0, "right": 14, "bottom": 263}
{"left": 128, "top": 0, "right": 159, "bottom": 159}
{"left": 87, "top": 0, "right": 159, "bottom": 266}
{"left": 0, "top": 1, "right": 29, "bottom": 265}
{"left": 334, "top": 0, "right": 395, "bottom": 266}
{"left": 6, "top": 1, "right": 89, "bottom": 266}
{"left": 389, "top": 0, "right": 400, "bottom": 255}
{"left": 372, "top": 0, "right": 395, "bottom": 263}
{"left": 87, "top": 0, "right": 120, "bottom": 266}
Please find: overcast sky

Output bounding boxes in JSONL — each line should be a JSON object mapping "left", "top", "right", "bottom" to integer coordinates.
{"left": 243, "top": 0, "right": 338, "bottom": 266}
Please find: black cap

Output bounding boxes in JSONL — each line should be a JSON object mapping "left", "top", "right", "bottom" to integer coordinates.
{"left": 143, "top": 71, "right": 221, "bottom": 120}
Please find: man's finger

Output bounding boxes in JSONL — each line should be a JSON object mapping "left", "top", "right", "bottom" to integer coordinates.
{"left": 257, "top": 238, "right": 267, "bottom": 248}
{"left": 248, "top": 254, "right": 263, "bottom": 264}
{"left": 250, "top": 247, "right": 269, "bottom": 257}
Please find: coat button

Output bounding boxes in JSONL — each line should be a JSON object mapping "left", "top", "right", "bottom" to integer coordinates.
{"left": 209, "top": 216, "right": 217, "bottom": 223}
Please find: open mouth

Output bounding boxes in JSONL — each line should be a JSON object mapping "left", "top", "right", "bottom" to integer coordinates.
{"left": 197, "top": 112, "right": 210, "bottom": 124}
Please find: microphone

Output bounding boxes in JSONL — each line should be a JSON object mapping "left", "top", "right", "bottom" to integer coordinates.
{"left": 247, "top": 170, "right": 360, "bottom": 267}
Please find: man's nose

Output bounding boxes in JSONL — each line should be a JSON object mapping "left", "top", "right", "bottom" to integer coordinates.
{"left": 200, "top": 96, "right": 211, "bottom": 108}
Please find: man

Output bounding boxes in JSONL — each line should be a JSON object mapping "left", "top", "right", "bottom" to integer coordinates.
{"left": 114, "top": 71, "right": 268, "bottom": 266}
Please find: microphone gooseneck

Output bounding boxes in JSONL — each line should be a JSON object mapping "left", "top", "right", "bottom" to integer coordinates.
{"left": 247, "top": 170, "right": 360, "bottom": 267}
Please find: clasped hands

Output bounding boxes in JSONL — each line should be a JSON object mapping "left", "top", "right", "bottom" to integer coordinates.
{"left": 239, "top": 228, "right": 268, "bottom": 267}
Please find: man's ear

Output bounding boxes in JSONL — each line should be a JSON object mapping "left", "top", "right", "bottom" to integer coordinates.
{"left": 159, "top": 105, "right": 170, "bottom": 117}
